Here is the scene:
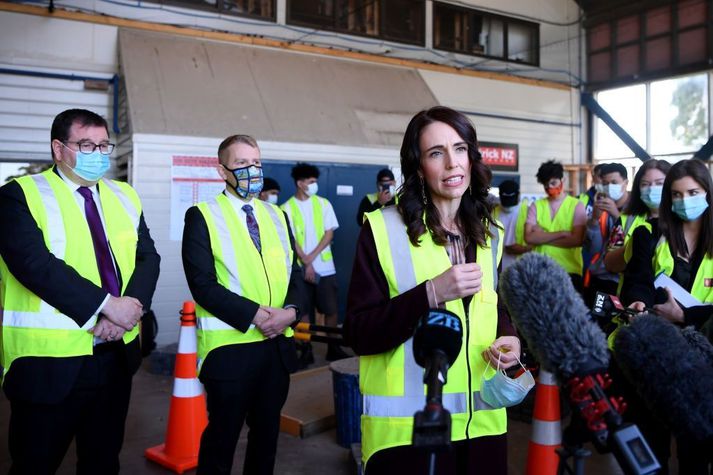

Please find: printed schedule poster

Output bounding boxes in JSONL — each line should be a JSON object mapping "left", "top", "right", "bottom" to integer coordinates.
{"left": 170, "top": 155, "right": 224, "bottom": 241}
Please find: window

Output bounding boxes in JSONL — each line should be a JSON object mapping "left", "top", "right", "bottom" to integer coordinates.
{"left": 594, "top": 73, "right": 709, "bottom": 161}
{"left": 433, "top": 2, "right": 539, "bottom": 66}
{"left": 287, "top": 0, "right": 425, "bottom": 45}
{"left": 164, "top": 0, "right": 275, "bottom": 20}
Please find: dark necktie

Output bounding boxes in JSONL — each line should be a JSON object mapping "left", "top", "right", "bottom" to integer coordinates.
{"left": 242, "top": 204, "right": 262, "bottom": 253}
{"left": 77, "top": 186, "right": 121, "bottom": 297}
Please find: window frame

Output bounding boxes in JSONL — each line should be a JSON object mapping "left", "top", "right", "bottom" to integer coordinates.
{"left": 161, "top": 0, "right": 278, "bottom": 21}
{"left": 286, "top": 0, "right": 426, "bottom": 46}
{"left": 432, "top": 1, "right": 540, "bottom": 67}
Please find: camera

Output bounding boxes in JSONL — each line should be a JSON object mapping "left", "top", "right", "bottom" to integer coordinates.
{"left": 381, "top": 183, "right": 391, "bottom": 192}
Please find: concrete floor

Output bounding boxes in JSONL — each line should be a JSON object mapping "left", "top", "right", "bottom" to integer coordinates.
{"left": 0, "top": 343, "right": 674, "bottom": 474}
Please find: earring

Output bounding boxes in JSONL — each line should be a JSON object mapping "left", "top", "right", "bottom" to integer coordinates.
{"left": 419, "top": 176, "right": 427, "bottom": 205}
{"left": 469, "top": 184, "right": 472, "bottom": 196}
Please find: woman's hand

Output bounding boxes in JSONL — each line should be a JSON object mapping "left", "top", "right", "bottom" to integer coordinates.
{"left": 653, "top": 287, "right": 685, "bottom": 323}
{"left": 482, "top": 336, "right": 521, "bottom": 370}
{"left": 431, "top": 263, "right": 482, "bottom": 303}
{"left": 628, "top": 301, "right": 647, "bottom": 313}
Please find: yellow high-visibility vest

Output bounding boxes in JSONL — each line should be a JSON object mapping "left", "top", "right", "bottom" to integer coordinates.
{"left": 0, "top": 169, "right": 141, "bottom": 381}
{"left": 282, "top": 195, "right": 332, "bottom": 263}
{"left": 195, "top": 195, "right": 294, "bottom": 372}
{"left": 533, "top": 196, "right": 583, "bottom": 275}
{"left": 654, "top": 236, "right": 713, "bottom": 304}
{"left": 360, "top": 207, "right": 506, "bottom": 468}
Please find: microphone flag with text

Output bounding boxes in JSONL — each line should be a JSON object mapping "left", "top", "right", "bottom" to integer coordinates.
{"left": 411, "top": 308, "right": 462, "bottom": 451}
{"left": 500, "top": 253, "right": 660, "bottom": 475}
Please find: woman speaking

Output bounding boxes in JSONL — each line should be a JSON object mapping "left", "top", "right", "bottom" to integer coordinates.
{"left": 344, "top": 107, "right": 521, "bottom": 474}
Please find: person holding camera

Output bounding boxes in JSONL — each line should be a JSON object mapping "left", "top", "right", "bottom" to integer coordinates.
{"left": 344, "top": 106, "right": 520, "bottom": 475}
{"left": 356, "top": 168, "right": 397, "bottom": 226}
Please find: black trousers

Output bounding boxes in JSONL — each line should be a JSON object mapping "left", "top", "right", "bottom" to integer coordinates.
{"left": 8, "top": 344, "right": 132, "bottom": 475}
{"left": 197, "top": 340, "right": 291, "bottom": 475}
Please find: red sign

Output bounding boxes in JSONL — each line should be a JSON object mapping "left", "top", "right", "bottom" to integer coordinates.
{"left": 478, "top": 142, "right": 519, "bottom": 172}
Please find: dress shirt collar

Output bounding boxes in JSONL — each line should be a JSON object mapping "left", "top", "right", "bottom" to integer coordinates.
{"left": 224, "top": 189, "right": 255, "bottom": 212}
{"left": 56, "top": 165, "right": 99, "bottom": 196}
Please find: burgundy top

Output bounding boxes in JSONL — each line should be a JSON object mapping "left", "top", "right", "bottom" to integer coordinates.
{"left": 344, "top": 220, "right": 516, "bottom": 355}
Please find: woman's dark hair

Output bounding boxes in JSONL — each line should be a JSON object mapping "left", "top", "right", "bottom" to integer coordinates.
{"left": 536, "top": 160, "right": 564, "bottom": 184}
{"left": 623, "top": 159, "right": 671, "bottom": 216}
{"left": 659, "top": 159, "right": 713, "bottom": 258}
{"left": 291, "top": 162, "right": 320, "bottom": 183}
{"left": 397, "top": 106, "right": 495, "bottom": 247}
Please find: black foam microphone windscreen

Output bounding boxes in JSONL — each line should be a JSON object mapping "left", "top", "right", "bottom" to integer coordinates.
{"left": 413, "top": 308, "right": 463, "bottom": 368}
{"left": 500, "top": 253, "right": 610, "bottom": 378}
{"left": 681, "top": 326, "right": 713, "bottom": 368}
{"left": 614, "top": 315, "right": 713, "bottom": 441}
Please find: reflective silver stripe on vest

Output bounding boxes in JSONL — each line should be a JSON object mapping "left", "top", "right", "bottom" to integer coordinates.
{"left": 206, "top": 200, "right": 243, "bottom": 296}
{"left": 363, "top": 207, "right": 467, "bottom": 417}
{"left": 473, "top": 391, "right": 496, "bottom": 411}
{"left": 101, "top": 179, "right": 140, "bottom": 228}
{"left": 490, "top": 224, "right": 500, "bottom": 289}
{"left": 4, "top": 310, "right": 97, "bottom": 331}
{"left": 196, "top": 316, "right": 236, "bottom": 331}
{"left": 260, "top": 201, "right": 292, "bottom": 279}
{"left": 31, "top": 173, "right": 66, "bottom": 261}
{"left": 530, "top": 420, "right": 562, "bottom": 446}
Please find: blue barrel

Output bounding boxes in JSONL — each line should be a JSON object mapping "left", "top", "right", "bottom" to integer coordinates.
{"left": 330, "top": 356, "right": 362, "bottom": 448}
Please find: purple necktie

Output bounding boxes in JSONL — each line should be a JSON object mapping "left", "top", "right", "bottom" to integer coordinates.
{"left": 242, "top": 204, "right": 262, "bottom": 254}
{"left": 77, "top": 186, "right": 121, "bottom": 297}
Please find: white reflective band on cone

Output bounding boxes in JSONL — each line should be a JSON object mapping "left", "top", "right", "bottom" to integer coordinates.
{"left": 530, "top": 419, "right": 562, "bottom": 446}
{"left": 177, "top": 325, "right": 197, "bottom": 354}
{"left": 538, "top": 370, "right": 557, "bottom": 386}
{"left": 173, "top": 377, "right": 205, "bottom": 398}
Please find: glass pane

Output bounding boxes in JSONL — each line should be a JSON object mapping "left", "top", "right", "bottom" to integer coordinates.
{"left": 221, "top": 0, "right": 274, "bottom": 18}
{"left": 650, "top": 74, "right": 708, "bottom": 155}
{"left": 336, "top": 0, "right": 378, "bottom": 35}
{"left": 484, "top": 17, "right": 504, "bottom": 57}
{"left": 507, "top": 22, "right": 536, "bottom": 64}
{"left": 594, "top": 84, "right": 647, "bottom": 160}
{"left": 433, "top": 4, "right": 468, "bottom": 51}
{"left": 289, "top": 0, "right": 334, "bottom": 26}
{"left": 382, "top": 0, "right": 423, "bottom": 43}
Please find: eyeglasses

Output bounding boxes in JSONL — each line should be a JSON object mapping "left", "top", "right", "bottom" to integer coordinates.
{"left": 63, "top": 141, "right": 115, "bottom": 155}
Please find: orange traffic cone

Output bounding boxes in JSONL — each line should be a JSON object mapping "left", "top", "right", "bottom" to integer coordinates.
{"left": 145, "top": 301, "right": 208, "bottom": 474}
{"left": 525, "top": 369, "right": 562, "bottom": 475}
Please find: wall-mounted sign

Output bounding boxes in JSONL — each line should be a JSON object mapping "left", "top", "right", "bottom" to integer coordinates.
{"left": 478, "top": 142, "right": 519, "bottom": 172}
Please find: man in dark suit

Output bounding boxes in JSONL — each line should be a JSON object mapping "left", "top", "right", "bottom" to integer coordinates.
{"left": 182, "top": 134, "right": 302, "bottom": 475}
{"left": 0, "top": 108, "right": 161, "bottom": 474}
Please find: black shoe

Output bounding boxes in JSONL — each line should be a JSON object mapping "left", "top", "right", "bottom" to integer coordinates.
{"left": 325, "top": 344, "right": 350, "bottom": 362}
{"left": 298, "top": 342, "right": 314, "bottom": 368}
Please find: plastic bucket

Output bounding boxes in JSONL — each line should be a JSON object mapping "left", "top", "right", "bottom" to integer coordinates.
{"left": 329, "top": 356, "right": 362, "bottom": 448}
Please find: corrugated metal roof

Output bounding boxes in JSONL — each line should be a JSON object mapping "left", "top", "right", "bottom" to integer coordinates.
{"left": 119, "top": 28, "right": 438, "bottom": 147}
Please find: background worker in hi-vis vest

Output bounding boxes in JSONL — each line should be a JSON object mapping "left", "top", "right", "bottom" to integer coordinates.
{"left": 344, "top": 106, "right": 521, "bottom": 474}
{"left": 281, "top": 162, "right": 349, "bottom": 366}
{"left": 182, "top": 135, "right": 303, "bottom": 475}
{"left": 0, "top": 108, "right": 161, "bottom": 474}
{"left": 356, "top": 168, "right": 397, "bottom": 226}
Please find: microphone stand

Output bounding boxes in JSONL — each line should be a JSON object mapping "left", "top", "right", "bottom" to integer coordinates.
{"left": 413, "top": 350, "right": 452, "bottom": 475}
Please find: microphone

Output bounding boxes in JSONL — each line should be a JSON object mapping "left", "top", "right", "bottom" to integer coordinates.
{"left": 681, "top": 326, "right": 713, "bottom": 368}
{"left": 614, "top": 315, "right": 713, "bottom": 442}
{"left": 501, "top": 253, "right": 660, "bottom": 475}
{"left": 411, "top": 308, "right": 462, "bottom": 451}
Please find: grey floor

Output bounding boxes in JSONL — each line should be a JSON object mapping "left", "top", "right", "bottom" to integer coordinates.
{"left": 0, "top": 343, "right": 675, "bottom": 474}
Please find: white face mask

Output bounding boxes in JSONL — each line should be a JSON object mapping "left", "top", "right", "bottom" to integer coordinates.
{"left": 305, "top": 182, "right": 319, "bottom": 197}
{"left": 266, "top": 194, "right": 279, "bottom": 205}
{"left": 605, "top": 183, "right": 624, "bottom": 201}
{"left": 480, "top": 353, "right": 535, "bottom": 409}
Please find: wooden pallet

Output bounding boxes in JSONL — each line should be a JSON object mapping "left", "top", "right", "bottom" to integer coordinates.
{"left": 280, "top": 365, "right": 336, "bottom": 438}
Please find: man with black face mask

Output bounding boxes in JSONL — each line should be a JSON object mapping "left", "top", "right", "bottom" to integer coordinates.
{"left": 181, "top": 134, "right": 303, "bottom": 475}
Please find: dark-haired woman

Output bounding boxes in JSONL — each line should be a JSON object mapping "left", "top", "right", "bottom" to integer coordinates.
{"left": 344, "top": 107, "right": 520, "bottom": 474}
{"left": 624, "top": 159, "right": 713, "bottom": 474}
{"left": 604, "top": 159, "right": 670, "bottom": 278}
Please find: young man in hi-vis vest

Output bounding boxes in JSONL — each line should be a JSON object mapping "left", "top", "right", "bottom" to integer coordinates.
{"left": 182, "top": 135, "right": 303, "bottom": 475}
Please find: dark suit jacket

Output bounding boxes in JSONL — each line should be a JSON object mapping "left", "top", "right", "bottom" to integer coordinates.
{"left": 182, "top": 197, "right": 303, "bottom": 379}
{"left": 0, "top": 171, "right": 161, "bottom": 404}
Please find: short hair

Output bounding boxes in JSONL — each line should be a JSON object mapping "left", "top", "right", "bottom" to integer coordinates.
{"left": 217, "top": 135, "right": 259, "bottom": 165}
{"left": 50, "top": 109, "right": 109, "bottom": 159}
{"left": 262, "top": 177, "right": 280, "bottom": 192}
{"left": 377, "top": 168, "right": 395, "bottom": 182}
{"left": 291, "top": 162, "right": 320, "bottom": 182}
{"left": 599, "top": 162, "right": 628, "bottom": 180}
{"left": 593, "top": 163, "right": 604, "bottom": 176}
{"left": 536, "top": 160, "right": 564, "bottom": 184}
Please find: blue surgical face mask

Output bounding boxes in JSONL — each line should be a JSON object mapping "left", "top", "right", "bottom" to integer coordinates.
{"left": 640, "top": 185, "right": 663, "bottom": 210}
{"left": 605, "top": 183, "right": 625, "bottom": 201}
{"left": 672, "top": 194, "right": 709, "bottom": 221}
{"left": 64, "top": 144, "right": 110, "bottom": 182}
{"left": 305, "top": 182, "right": 319, "bottom": 197}
{"left": 226, "top": 164, "right": 263, "bottom": 198}
{"left": 480, "top": 354, "right": 535, "bottom": 409}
